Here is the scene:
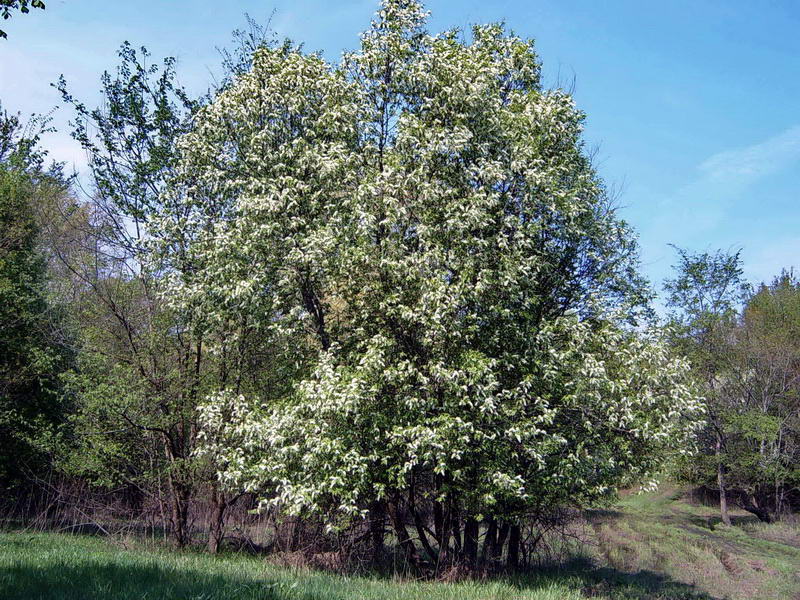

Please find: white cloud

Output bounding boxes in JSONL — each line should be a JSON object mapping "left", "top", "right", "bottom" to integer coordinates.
{"left": 650, "top": 124, "right": 800, "bottom": 235}
{"left": 633, "top": 124, "right": 800, "bottom": 290}
{"left": 698, "top": 124, "right": 800, "bottom": 186}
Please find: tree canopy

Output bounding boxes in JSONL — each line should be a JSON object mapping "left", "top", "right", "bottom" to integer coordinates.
{"left": 159, "top": 0, "right": 704, "bottom": 569}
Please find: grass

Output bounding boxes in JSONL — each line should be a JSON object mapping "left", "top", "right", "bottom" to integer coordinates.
{"left": 1, "top": 488, "right": 798, "bottom": 599}
{"left": 0, "top": 532, "right": 589, "bottom": 600}
{"left": 586, "top": 486, "right": 800, "bottom": 600}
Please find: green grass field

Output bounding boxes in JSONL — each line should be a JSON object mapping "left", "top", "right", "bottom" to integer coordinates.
{"left": 1, "top": 489, "right": 798, "bottom": 600}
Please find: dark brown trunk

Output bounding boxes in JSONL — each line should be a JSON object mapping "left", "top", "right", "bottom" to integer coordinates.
{"left": 368, "top": 500, "right": 386, "bottom": 565}
{"left": 494, "top": 523, "right": 509, "bottom": 562}
{"left": 170, "top": 483, "right": 191, "bottom": 548}
{"left": 411, "top": 506, "right": 438, "bottom": 562}
{"left": 207, "top": 487, "right": 226, "bottom": 554}
{"left": 463, "top": 517, "right": 479, "bottom": 566}
{"left": 438, "top": 501, "right": 452, "bottom": 567}
{"left": 507, "top": 524, "right": 521, "bottom": 570}
{"left": 163, "top": 429, "right": 192, "bottom": 548}
{"left": 450, "top": 503, "right": 462, "bottom": 555}
{"left": 388, "top": 499, "right": 419, "bottom": 569}
{"left": 481, "top": 518, "right": 497, "bottom": 562}
{"left": 408, "top": 480, "right": 437, "bottom": 562}
{"left": 433, "top": 500, "right": 444, "bottom": 546}
{"left": 289, "top": 516, "right": 302, "bottom": 551}
{"left": 743, "top": 492, "right": 772, "bottom": 523}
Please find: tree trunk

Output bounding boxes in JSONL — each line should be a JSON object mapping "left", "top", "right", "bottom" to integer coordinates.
{"left": 716, "top": 435, "right": 731, "bottom": 526}
{"left": 411, "top": 504, "right": 438, "bottom": 563}
{"left": 207, "top": 486, "right": 226, "bottom": 554}
{"left": 289, "top": 516, "right": 302, "bottom": 551}
{"left": 450, "top": 503, "right": 462, "bottom": 556}
{"left": 388, "top": 499, "right": 419, "bottom": 569}
{"left": 481, "top": 518, "right": 497, "bottom": 563}
{"left": 463, "top": 517, "right": 479, "bottom": 566}
{"left": 776, "top": 479, "right": 785, "bottom": 519}
{"left": 409, "top": 482, "right": 437, "bottom": 562}
{"left": 170, "top": 483, "right": 191, "bottom": 548}
{"left": 433, "top": 500, "right": 444, "bottom": 547}
{"left": 494, "top": 523, "right": 509, "bottom": 562}
{"left": 438, "top": 501, "right": 452, "bottom": 568}
{"left": 507, "top": 524, "right": 521, "bottom": 570}
{"left": 743, "top": 492, "right": 772, "bottom": 523}
{"left": 163, "top": 429, "right": 192, "bottom": 548}
{"left": 368, "top": 500, "right": 386, "bottom": 565}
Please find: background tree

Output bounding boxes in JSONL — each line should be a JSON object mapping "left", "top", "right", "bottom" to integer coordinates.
{"left": 53, "top": 43, "right": 231, "bottom": 548}
{"left": 664, "top": 246, "right": 749, "bottom": 525}
{"left": 719, "top": 274, "right": 800, "bottom": 521}
{"left": 53, "top": 24, "right": 281, "bottom": 551}
{"left": 666, "top": 248, "right": 800, "bottom": 523}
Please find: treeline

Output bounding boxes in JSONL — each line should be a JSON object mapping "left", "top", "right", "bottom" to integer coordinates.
{"left": 0, "top": 0, "right": 796, "bottom": 576}
{"left": 666, "top": 249, "right": 800, "bottom": 524}
{"left": 0, "top": 109, "right": 74, "bottom": 490}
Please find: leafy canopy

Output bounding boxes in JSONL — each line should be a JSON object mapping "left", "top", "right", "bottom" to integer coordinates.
{"left": 163, "top": 0, "right": 704, "bottom": 529}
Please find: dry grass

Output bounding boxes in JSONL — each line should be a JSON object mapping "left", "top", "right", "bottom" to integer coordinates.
{"left": 586, "top": 486, "right": 800, "bottom": 599}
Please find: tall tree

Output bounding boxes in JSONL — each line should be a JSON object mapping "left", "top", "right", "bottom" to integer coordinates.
{"left": 183, "top": 0, "right": 703, "bottom": 570}
{"left": 736, "top": 275, "right": 800, "bottom": 518}
{"left": 55, "top": 43, "right": 220, "bottom": 548}
{"left": 664, "top": 248, "right": 800, "bottom": 523}
{"left": 56, "top": 27, "right": 281, "bottom": 551}
{"left": 716, "top": 274, "right": 800, "bottom": 521}
{"left": 664, "top": 246, "right": 749, "bottom": 525}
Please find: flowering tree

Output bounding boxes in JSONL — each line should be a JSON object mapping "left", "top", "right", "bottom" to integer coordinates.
{"left": 173, "top": 0, "right": 703, "bottom": 569}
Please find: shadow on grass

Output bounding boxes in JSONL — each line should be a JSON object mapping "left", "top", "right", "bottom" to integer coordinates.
{"left": 1, "top": 533, "right": 720, "bottom": 600}
{"left": 0, "top": 556, "right": 721, "bottom": 600}
{"left": 514, "top": 557, "right": 718, "bottom": 600}
{"left": 0, "top": 559, "right": 289, "bottom": 600}
{"left": 684, "top": 514, "right": 758, "bottom": 531}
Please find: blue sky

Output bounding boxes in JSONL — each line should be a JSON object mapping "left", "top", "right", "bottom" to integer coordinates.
{"left": 1, "top": 0, "right": 798, "bottom": 295}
